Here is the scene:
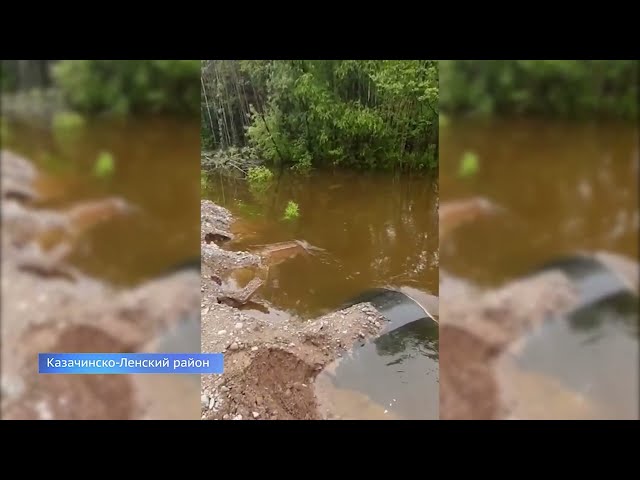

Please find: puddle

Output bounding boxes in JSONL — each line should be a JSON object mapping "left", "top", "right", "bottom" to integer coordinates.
{"left": 508, "top": 289, "right": 639, "bottom": 419}
{"left": 315, "top": 288, "right": 439, "bottom": 420}
{"left": 500, "top": 255, "right": 639, "bottom": 419}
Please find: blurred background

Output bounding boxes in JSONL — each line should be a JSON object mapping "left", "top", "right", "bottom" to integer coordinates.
{"left": 1, "top": 60, "right": 201, "bottom": 283}
{"left": 439, "top": 60, "right": 639, "bottom": 419}
{"left": 1, "top": 60, "right": 201, "bottom": 420}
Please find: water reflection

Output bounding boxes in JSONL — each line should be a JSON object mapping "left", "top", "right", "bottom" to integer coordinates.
{"left": 441, "top": 118, "right": 639, "bottom": 419}
{"left": 315, "top": 289, "right": 439, "bottom": 420}
{"left": 440, "top": 118, "right": 638, "bottom": 286}
{"left": 374, "top": 317, "right": 439, "bottom": 363}
{"left": 317, "top": 316, "right": 439, "bottom": 420}
{"left": 4, "top": 116, "right": 201, "bottom": 284}
{"left": 203, "top": 171, "right": 438, "bottom": 318}
{"left": 514, "top": 290, "right": 638, "bottom": 419}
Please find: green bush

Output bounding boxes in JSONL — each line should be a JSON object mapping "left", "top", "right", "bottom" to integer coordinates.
{"left": 52, "top": 60, "right": 200, "bottom": 116}
{"left": 282, "top": 200, "right": 300, "bottom": 220}
{"left": 93, "top": 151, "right": 115, "bottom": 178}
{"left": 440, "top": 60, "right": 638, "bottom": 120}
{"left": 202, "top": 60, "right": 439, "bottom": 172}
{"left": 52, "top": 111, "right": 85, "bottom": 132}
{"left": 247, "top": 165, "right": 274, "bottom": 190}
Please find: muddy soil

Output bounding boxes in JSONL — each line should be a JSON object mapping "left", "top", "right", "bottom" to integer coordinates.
{"left": 200, "top": 200, "right": 392, "bottom": 420}
{"left": 1, "top": 150, "right": 200, "bottom": 420}
{"left": 439, "top": 256, "right": 638, "bottom": 420}
{"left": 439, "top": 195, "right": 639, "bottom": 420}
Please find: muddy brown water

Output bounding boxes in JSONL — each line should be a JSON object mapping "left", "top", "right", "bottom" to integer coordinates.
{"left": 203, "top": 170, "right": 439, "bottom": 419}
{"left": 3, "top": 115, "right": 201, "bottom": 419}
{"left": 203, "top": 170, "right": 439, "bottom": 317}
{"left": 440, "top": 117, "right": 639, "bottom": 419}
{"left": 3, "top": 115, "right": 201, "bottom": 285}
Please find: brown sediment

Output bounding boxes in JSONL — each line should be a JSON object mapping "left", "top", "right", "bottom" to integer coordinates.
{"left": 437, "top": 263, "right": 634, "bottom": 420}
{"left": 1, "top": 150, "right": 199, "bottom": 420}
{"left": 248, "top": 239, "right": 326, "bottom": 267}
{"left": 200, "top": 200, "right": 392, "bottom": 420}
{"left": 217, "top": 276, "right": 264, "bottom": 307}
{"left": 439, "top": 196, "right": 502, "bottom": 240}
{"left": 439, "top": 325, "right": 501, "bottom": 420}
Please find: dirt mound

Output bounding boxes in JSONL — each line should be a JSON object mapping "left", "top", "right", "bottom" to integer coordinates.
{"left": 1, "top": 151, "right": 200, "bottom": 420}
{"left": 221, "top": 348, "right": 320, "bottom": 420}
{"left": 200, "top": 199, "right": 390, "bottom": 420}
{"left": 5, "top": 325, "right": 135, "bottom": 420}
{"left": 439, "top": 325, "right": 501, "bottom": 420}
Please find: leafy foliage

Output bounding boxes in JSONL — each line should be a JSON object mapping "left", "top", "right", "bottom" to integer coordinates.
{"left": 283, "top": 200, "right": 300, "bottom": 220}
{"left": 52, "top": 60, "right": 200, "bottom": 115}
{"left": 201, "top": 60, "right": 439, "bottom": 172}
{"left": 459, "top": 151, "right": 479, "bottom": 178}
{"left": 247, "top": 165, "right": 274, "bottom": 190}
{"left": 440, "top": 60, "right": 638, "bottom": 120}
{"left": 52, "top": 111, "right": 85, "bottom": 132}
{"left": 93, "top": 151, "right": 115, "bottom": 178}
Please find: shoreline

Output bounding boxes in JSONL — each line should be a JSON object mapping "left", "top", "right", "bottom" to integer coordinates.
{"left": 200, "top": 199, "right": 394, "bottom": 420}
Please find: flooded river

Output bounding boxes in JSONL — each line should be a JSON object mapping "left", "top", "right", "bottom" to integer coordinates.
{"left": 3, "top": 115, "right": 201, "bottom": 284}
{"left": 2, "top": 114, "right": 201, "bottom": 420}
{"left": 440, "top": 117, "right": 639, "bottom": 419}
{"left": 203, "top": 169, "right": 439, "bottom": 419}
{"left": 203, "top": 170, "right": 439, "bottom": 317}
{"left": 440, "top": 117, "right": 638, "bottom": 284}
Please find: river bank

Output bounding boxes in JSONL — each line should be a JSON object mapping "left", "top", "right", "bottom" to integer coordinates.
{"left": 201, "top": 200, "right": 396, "bottom": 420}
{"left": 1, "top": 150, "right": 201, "bottom": 420}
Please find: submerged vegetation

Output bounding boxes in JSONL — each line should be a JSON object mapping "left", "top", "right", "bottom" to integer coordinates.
{"left": 283, "top": 200, "right": 300, "bottom": 221}
{"left": 201, "top": 60, "right": 439, "bottom": 172}
{"left": 247, "top": 165, "right": 274, "bottom": 190}
{"left": 93, "top": 151, "right": 116, "bottom": 178}
{"left": 440, "top": 60, "right": 638, "bottom": 120}
{"left": 52, "top": 111, "right": 85, "bottom": 132}
{"left": 459, "top": 151, "right": 479, "bottom": 178}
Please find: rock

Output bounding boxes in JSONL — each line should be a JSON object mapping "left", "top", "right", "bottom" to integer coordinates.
{"left": 255, "top": 396, "right": 263, "bottom": 405}
{"left": 229, "top": 342, "right": 239, "bottom": 351}
{"left": 221, "top": 385, "right": 229, "bottom": 392}
{"left": 234, "top": 322, "right": 243, "bottom": 330}
{"left": 217, "top": 330, "right": 227, "bottom": 336}
{"left": 233, "top": 414, "right": 243, "bottom": 420}
{"left": 222, "top": 414, "right": 230, "bottom": 420}
{"left": 251, "top": 346, "right": 258, "bottom": 352}
{"left": 201, "top": 394, "right": 210, "bottom": 408}
{"left": 252, "top": 411, "right": 260, "bottom": 418}
{"left": 209, "top": 398, "right": 216, "bottom": 410}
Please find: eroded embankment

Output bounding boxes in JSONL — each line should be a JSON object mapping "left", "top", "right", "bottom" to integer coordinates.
{"left": 1, "top": 150, "right": 200, "bottom": 420}
{"left": 200, "top": 199, "right": 393, "bottom": 420}
{"left": 439, "top": 254, "right": 638, "bottom": 420}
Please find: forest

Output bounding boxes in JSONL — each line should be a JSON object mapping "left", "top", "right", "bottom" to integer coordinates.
{"left": 440, "top": 60, "right": 638, "bottom": 120}
{"left": 1, "top": 60, "right": 200, "bottom": 116}
{"left": 200, "top": 60, "right": 439, "bottom": 172}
